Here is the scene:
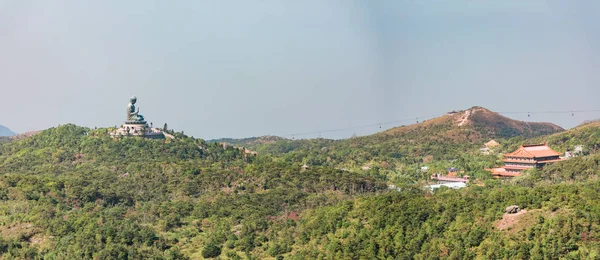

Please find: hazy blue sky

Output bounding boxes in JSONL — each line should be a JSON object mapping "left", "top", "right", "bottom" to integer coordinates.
{"left": 1, "top": 1, "right": 599, "bottom": 139}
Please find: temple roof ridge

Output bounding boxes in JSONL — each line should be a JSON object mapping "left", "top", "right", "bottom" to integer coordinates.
{"left": 505, "top": 143, "right": 560, "bottom": 158}
{"left": 505, "top": 146, "right": 535, "bottom": 158}
{"left": 522, "top": 143, "right": 548, "bottom": 148}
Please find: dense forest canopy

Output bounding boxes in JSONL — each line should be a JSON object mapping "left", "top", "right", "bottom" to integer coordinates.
{"left": 0, "top": 116, "right": 599, "bottom": 259}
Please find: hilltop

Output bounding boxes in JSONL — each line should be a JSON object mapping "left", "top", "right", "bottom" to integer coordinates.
{"left": 0, "top": 125, "right": 16, "bottom": 137}
{"left": 379, "top": 106, "right": 563, "bottom": 142}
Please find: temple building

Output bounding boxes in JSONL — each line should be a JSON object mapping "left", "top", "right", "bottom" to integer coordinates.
{"left": 111, "top": 96, "right": 165, "bottom": 139}
{"left": 485, "top": 140, "right": 500, "bottom": 148}
{"left": 490, "top": 143, "right": 564, "bottom": 178}
{"left": 431, "top": 168, "right": 470, "bottom": 184}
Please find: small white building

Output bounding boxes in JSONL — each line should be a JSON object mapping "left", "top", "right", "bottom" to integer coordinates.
{"left": 565, "top": 145, "right": 584, "bottom": 159}
{"left": 427, "top": 182, "right": 467, "bottom": 191}
{"left": 388, "top": 184, "right": 402, "bottom": 192}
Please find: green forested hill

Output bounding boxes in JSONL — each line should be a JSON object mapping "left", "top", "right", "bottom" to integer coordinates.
{"left": 0, "top": 125, "right": 384, "bottom": 259}
{"left": 290, "top": 179, "right": 600, "bottom": 259}
{"left": 1, "top": 121, "right": 600, "bottom": 259}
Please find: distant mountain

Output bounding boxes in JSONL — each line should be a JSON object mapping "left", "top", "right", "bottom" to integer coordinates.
{"left": 0, "top": 125, "right": 16, "bottom": 136}
{"left": 375, "top": 106, "right": 564, "bottom": 143}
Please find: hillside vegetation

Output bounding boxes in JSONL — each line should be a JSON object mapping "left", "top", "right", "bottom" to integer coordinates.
{"left": 0, "top": 125, "right": 383, "bottom": 259}
{"left": 209, "top": 136, "right": 286, "bottom": 148}
{"left": 1, "top": 110, "right": 600, "bottom": 259}
{"left": 536, "top": 121, "right": 600, "bottom": 154}
{"left": 247, "top": 107, "right": 564, "bottom": 183}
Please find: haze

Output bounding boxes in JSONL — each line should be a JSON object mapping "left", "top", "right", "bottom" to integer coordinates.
{"left": 1, "top": 1, "right": 599, "bottom": 139}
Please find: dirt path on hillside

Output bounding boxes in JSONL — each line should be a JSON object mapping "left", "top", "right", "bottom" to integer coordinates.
{"left": 457, "top": 110, "right": 471, "bottom": 126}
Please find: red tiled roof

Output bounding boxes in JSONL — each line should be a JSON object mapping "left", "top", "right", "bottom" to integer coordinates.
{"left": 504, "top": 144, "right": 561, "bottom": 158}
{"left": 538, "top": 158, "right": 565, "bottom": 163}
{"left": 503, "top": 165, "right": 535, "bottom": 170}
{"left": 487, "top": 168, "right": 522, "bottom": 177}
{"left": 502, "top": 159, "right": 535, "bottom": 163}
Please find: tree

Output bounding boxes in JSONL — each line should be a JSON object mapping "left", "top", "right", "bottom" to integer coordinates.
{"left": 163, "top": 123, "right": 168, "bottom": 132}
{"left": 202, "top": 242, "right": 222, "bottom": 258}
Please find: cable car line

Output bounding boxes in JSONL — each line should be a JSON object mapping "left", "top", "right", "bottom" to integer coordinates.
{"left": 278, "top": 109, "right": 600, "bottom": 139}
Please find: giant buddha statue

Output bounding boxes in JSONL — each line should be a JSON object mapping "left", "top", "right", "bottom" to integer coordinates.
{"left": 111, "top": 95, "right": 165, "bottom": 139}
{"left": 127, "top": 96, "right": 145, "bottom": 122}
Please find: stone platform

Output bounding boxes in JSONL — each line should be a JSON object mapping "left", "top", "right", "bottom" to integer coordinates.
{"left": 111, "top": 123, "right": 165, "bottom": 139}
{"left": 124, "top": 120, "right": 148, "bottom": 125}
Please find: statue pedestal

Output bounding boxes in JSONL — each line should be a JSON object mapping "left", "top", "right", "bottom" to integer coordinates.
{"left": 124, "top": 120, "right": 148, "bottom": 125}
{"left": 111, "top": 122, "right": 165, "bottom": 139}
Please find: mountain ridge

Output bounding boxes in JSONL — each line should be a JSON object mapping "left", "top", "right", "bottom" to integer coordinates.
{"left": 208, "top": 106, "right": 566, "bottom": 149}
{"left": 208, "top": 106, "right": 567, "bottom": 158}
{"left": 378, "top": 106, "right": 564, "bottom": 141}
{"left": 0, "top": 125, "right": 16, "bottom": 136}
